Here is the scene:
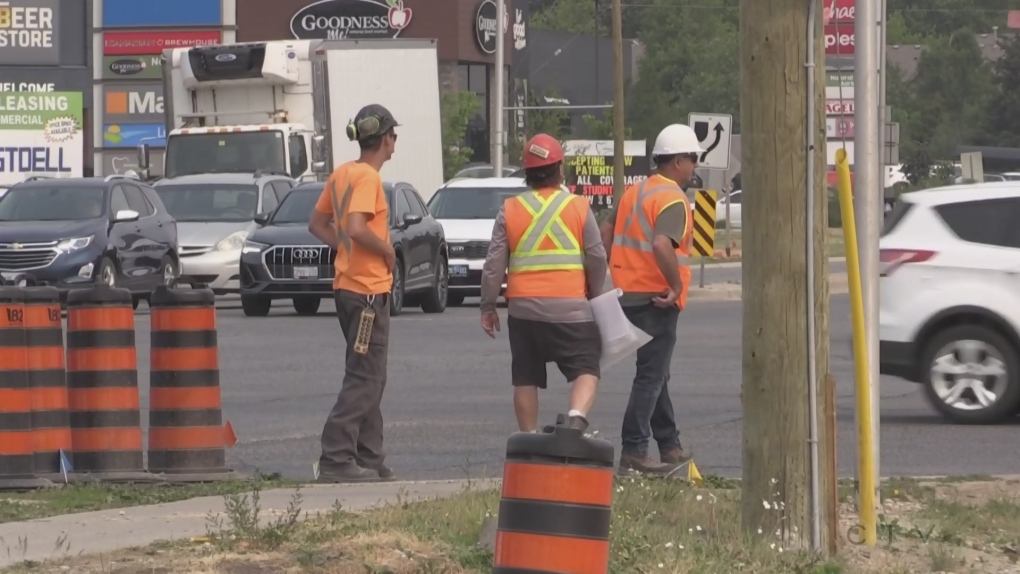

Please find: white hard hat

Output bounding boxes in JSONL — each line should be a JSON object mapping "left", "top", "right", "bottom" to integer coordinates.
{"left": 652, "top": 124, "right": 703, "bottom": 157}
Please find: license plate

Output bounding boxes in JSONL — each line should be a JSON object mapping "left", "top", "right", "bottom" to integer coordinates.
{"left": 450, "top": 265, "right": 468, "bottom": 278}
{"left": 293, "top": 266, "right": 318, "bottom": 279}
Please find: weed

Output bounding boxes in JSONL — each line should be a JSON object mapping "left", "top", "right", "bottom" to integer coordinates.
{"left": 205, "top": 474, "right": 303, "bottom": 551}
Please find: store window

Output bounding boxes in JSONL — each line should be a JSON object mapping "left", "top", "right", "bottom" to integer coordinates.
{"left": 459, "top": 63, "right": 490, "bottom": 163}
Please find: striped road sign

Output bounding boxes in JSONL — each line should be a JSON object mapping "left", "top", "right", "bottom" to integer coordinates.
{"left": 692, "top": 190, "right": 717, "bottom": 257}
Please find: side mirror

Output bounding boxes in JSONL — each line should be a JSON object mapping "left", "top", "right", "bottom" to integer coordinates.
{"left": 311, "top": 134, "right": 326, "bottom": 163}
{"left": 254, "top": 212, "right": 269, "bottom": 225}
{"left": 113, "top": 209, "right": 140, "bottom": 222}
{"left": 402, "top": 213, "right": 423, "bottom": 227}
{"left": 137, "top": 144, "right": 150, "bottom": 169}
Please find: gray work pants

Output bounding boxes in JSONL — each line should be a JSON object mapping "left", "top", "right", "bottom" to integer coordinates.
{"left": 319, "top": 289, "right": 390, "bottom": 470}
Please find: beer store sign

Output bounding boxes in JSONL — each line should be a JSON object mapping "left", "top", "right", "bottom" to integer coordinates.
{"left": 0, "top": 0, "right": 60, "bottom": 65}
{"left": 290, "top": 0, "right": 412, "bottom": 40}
{"left": 475, "top": 0, "right": 508, "bottom": 55}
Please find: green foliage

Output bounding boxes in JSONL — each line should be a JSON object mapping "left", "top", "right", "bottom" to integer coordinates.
{"left": 985, "top": 33, "right": 1020, "bottom": 148}
{"left": 582, "top": 112, "right": 631, "bottom": 139}
{"left": 440, "top": 91, "right": 481, "bottom": 180}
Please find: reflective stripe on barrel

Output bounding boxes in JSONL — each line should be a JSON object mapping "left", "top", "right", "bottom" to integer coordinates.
{"left": 24, "top": 286, "right": 71, "bottom": 474}
{"left": 66, "top": 286, "right": 143, "bottom": 473}
{"left": 493, "top": 460, "right": 613, "bottom": 573}
{"left": 0, "top": 287, "right": 32, "bottom": 479}
{"left": 148, "top": 285, "right": 226, "bottom": 474}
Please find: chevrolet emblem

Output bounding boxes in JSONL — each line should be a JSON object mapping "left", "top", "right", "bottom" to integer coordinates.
{"left": 10, "top": 243, "right": 21, "bottom": 250}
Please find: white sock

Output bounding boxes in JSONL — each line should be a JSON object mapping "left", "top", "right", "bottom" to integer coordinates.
{"left": 568, "top": 409, "right": 586, "bottom": 419}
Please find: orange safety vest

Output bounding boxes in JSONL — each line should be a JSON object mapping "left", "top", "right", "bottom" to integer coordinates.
{"left": 504, "top": 187, "right": 588, "bottom": 299}
{"left": 609, "top": 175, "right": 693, "bottom": 309}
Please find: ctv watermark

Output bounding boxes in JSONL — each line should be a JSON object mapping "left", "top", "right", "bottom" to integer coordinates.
{"left": 846, "top": 522, "right": 942, "bottom": 545}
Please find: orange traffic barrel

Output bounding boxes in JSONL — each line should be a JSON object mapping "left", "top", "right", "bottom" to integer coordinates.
{"left": 148, "top": 284, "right": 233, "bottom": 478}
{"left": 0, "top": 284, "right": 40, "bottom": 487}
{"left": 66, "top": 286, "right": 145, "bottom": 478}
{"left": 493, "top": 414, "right": 615, "bottom": 574}
{"left": 24, "top": 285, "right": 72, "bottom": 476}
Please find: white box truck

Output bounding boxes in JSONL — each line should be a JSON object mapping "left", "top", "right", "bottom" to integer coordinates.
{"left": 141, "top": 39, "right": 444, "bottom": 199}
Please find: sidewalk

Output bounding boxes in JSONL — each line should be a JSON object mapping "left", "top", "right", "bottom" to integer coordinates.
{"left": 0, "top": 479, "right": 494, "bottom": 568}
{"left": 688, "top": 271, "right": 849, "bottom": 301}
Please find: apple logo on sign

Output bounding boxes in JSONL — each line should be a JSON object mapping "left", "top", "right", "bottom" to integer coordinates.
{"left": 386, "top": 0, "right": 412, "bottom": 29}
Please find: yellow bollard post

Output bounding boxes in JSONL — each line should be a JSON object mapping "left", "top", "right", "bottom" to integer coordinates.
{"left": 835, "top": 148, "right": 877, "bottom": 546}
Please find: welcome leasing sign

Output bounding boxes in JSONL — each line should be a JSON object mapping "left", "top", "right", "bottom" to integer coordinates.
{"left": 0, "top": 92, "right": 84, "bottom": 186}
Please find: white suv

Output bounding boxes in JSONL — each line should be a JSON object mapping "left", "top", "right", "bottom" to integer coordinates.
{"left": 427, "top": 177, "right": 528, "bottom": 306}
{"left": 879, "top": 182, "right": 1020, "bottom": 424}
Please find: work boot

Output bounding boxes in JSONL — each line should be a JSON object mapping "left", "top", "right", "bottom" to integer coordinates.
{"left": 618, "top": 453, "right": 679, "bottom": 477}
{"left": 358, "top": 461, "right": 396, "bottom": 481}
{"left": 316, "top": 462, "right": 381, "bottom": 484}
{"left": 660, "top": 445, "right": 693, "bottom": 465}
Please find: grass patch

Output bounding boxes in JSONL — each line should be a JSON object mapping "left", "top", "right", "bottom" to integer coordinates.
{"left": 704, "top": 228, "right": 846, "bottom": 262}
{"left": 0, "top": 473, "right": 290, "bottom": 523}
{"left": 8, "top": 476, "right": 1020, "bottom": 573}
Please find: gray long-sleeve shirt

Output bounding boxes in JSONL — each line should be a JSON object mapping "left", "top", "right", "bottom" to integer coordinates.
{"left": 480, "top": 202, "right": 607, "bottom": 323}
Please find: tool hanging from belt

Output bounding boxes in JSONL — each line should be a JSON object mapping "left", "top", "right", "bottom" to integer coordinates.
{"left": 354, "top": 294, "right": 376, "bottom": 355}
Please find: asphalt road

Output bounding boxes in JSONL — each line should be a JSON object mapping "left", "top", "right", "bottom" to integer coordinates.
{"left": 124, "top": 273, "right": 1019, "bottom": 482}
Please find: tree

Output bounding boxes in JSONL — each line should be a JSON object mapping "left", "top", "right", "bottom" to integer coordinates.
{"left": 440, "top": 91, "right": 481, "bottom": 180}
{"left": 582, "top": 112, "right": 631, "bottom": 139}
{"left": 984, "top": 33, "right": 1020, "bottom": 148}
{"left": 739, "top": 0, "right": 834, "bottom": 551}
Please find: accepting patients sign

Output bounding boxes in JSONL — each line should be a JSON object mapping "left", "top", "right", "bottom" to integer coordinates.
{"left": 102, "top": 0, "right": 222, "bottom": 27}
{"left": 0, "top": 92, "right": 83, "bottom": 185}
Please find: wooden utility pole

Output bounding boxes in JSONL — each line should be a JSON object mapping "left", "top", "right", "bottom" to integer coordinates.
{"left": 739, "top": 0, "right": 834, "bottom": 550}
{"left": 610, "top": 0, "right": 625, "bottom": 206}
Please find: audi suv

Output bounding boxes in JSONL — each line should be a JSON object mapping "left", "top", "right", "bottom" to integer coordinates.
{"left": 239, "top": 181, "right": 449, "bottom": 316}
{"left": 0, "top": 175, "right": 179, "bottom": 304}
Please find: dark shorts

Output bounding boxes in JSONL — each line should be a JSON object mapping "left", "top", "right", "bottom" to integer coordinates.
{"left": 507, "top": 316, "right": 602, "bottom": 388}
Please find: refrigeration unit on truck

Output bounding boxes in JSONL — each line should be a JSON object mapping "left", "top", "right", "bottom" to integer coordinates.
{"left": 138, "top": 39, "right": 444, "bottom": 199}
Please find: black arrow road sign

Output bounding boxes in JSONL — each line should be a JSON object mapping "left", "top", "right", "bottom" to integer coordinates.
{"left": 700, "top": 123, "right": 724, "bottom": 162}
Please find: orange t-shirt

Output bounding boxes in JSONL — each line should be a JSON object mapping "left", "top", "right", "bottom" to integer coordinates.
{"left": 313, "top": 161, "right": 392, "bottom": 294}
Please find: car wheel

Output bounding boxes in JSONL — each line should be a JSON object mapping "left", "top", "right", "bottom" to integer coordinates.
{"left": 920, "top": 324, "right": 1020, "bottom": 424}
{"left": 420, "top": 256, "right": 448, "bottom": 314}
{"left": 447, "top": 292, "right": 465, "bottom": 307}
{"left": 390, "top": 258, "right": 405, "bottom": 317}
{"left": 293, "top": 297, "right": 321, "bottom": 316}
{"left": 132, "top": 296, "right": 141, "bottom": 310}
{"left": 97, "top": 257, "right": 117, "bottom": 287}
{"left": 241, "top": 294, "right": 272, "bottom": 317}
{"left": 160, "top": 255, "right": 178, "bottom": 286}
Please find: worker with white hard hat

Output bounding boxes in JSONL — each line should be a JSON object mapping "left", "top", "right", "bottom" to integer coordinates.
{"left": 599, "top": 123, "right": 703, "bottom": 477}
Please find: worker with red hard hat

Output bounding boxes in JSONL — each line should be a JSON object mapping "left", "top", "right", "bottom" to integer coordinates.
{"left": 480, "top": 134, "right": 608, "bottom": 432}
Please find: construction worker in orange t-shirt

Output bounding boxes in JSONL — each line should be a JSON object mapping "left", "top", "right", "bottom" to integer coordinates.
{"left": 308, "top": 104, "right": 399, "bottom": 484}
{"left": 480, "top": 134, "right": 608, "bottom": 433}
{"left": 600, "top": 123, "right": 702, "bottom": 476}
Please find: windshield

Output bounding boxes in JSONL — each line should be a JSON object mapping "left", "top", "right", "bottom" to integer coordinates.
{"left": 155, "top": 184, "right": 259, "bottom": 222}
{"left": 427, "top": 187, "right": 527, "bottom": 219}
{"left": 0, "top": 187, "right": 106, "bottom": 221}
{"left": 272, "top": 187, "right": 394, "bottom": 224}
{"left": 164, "top": 132, "right": 287, "bottom": 178}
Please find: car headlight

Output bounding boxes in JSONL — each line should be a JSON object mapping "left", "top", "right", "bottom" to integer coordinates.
{"left": 215, "top": 231, "right": 249, "bottom": 252}
{"left": 241, "top": 240, "right": 268, "bottom": 254}
{"left": 56, "top": 236, "right": 93, "bottom": 254}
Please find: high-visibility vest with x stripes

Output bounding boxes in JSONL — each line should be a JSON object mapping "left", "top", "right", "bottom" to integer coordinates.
{"left": 609, "top": 174, "right": 693, "bottom": 309}
{"left": 504, "top": 187, "right": 588, "bottom": 299}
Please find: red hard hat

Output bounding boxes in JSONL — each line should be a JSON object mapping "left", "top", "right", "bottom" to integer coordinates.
{"left": 523, "top": 134, "right": 564, "bottom": 169}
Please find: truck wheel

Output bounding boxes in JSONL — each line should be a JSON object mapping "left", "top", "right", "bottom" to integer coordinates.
{"left": 390, "top": 258, "right": 405, "bottom": 317}
{"left": 241, "top": 294, "right": 271, "bottom": 317}
{"left": 421, "top": 256, "right": 448, "bottom": 314}
{"left": 293, "top": 297, "right": 321, "bottom": 316}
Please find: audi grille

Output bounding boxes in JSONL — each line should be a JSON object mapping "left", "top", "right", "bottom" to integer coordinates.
{"left": 263, "top": 245, "right": 336, "bottom": 280}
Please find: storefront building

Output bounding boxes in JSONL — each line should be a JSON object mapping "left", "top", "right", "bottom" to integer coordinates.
{"left": 90, "top": 0, "right": 237, "bottom": 176}
{"left": 0, "top": 0, "right": 91, "bottom": 182}
{"left": 236, "top": 0, "right": 528, "bottom": 164}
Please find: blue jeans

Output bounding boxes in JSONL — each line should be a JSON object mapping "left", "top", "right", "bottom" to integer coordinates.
{"left": 620, "top": 303, "right": 680, "bottom": 457}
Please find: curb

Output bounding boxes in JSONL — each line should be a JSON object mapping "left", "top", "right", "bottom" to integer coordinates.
{"left": 689, "top": 273, "right": 849, "bottom": 301}
{"left": 704, "top": 256, "right": 847, "bottom": 270}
